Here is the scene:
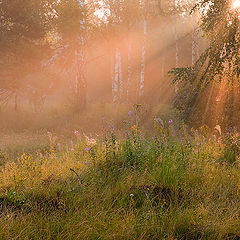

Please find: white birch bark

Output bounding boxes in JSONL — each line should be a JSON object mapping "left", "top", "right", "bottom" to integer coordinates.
{"left": 139, "top": 19, "right": 147, "bottom": 96}
{"left": 174, "top": 0, "right": 179, "bottom": 93}
{"left": 111, "top": 50, "right": 116, "bottom": 102}
{"left": 43, "top": 44, "right": 69, "bottom": 67}
{"left": 127, "top": 32, "right": 132, "bottom": 101}
{"left": 113, "top": 48, "right": 119, "bottom": 103}
{"left": 174, "top": 23, "right": 179, "bottom": 68}
{"left": 174, "top": 0, "right": 179, "bottom": 68}
{"left": 74, "top": 0, "right": 87, "bottom": 109}
{"left": 118, "top": 48, "right": 123, "bottom": 100}
{"left": 112, "top": 0, "right": 122, "bottom": 103}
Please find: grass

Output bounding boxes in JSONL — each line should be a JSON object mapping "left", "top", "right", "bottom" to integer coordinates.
{"left": 0, "top": 107, "right": 239, "bottom": 239}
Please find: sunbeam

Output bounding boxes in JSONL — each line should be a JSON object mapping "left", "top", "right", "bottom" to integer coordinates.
{"left": 233, "top": 0, "right": 240, "bottom": 9}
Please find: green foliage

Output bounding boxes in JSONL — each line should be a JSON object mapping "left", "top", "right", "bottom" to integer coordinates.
{"left": 0, "top": 118, "right": 239, "bottom": 239}
{"left": 223, "top": 143, "right": 238, "bottom": 165}
{"left": 0, "top": 189, "right": 26, "bottom": 208}
{"left": 0, "top": 0, "right": 53, "bottom": 44}
{"left": 217, "top": 134, "right": 240, "bottom": 166}
{"left": 170, "top": 0, "right": 240, "bottom": 125}
{"left": 54, "top": 0, "right": 86, "bottom": 38}
{"left": 0, "top": 0, "right": 58, "bottom": 106}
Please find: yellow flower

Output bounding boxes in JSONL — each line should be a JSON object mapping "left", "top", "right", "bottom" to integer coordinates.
{"left": 131, "top": 125, "right": 137, "bottom": 131}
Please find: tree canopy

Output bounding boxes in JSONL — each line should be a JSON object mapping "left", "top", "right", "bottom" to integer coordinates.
{"left": 0, "top": 0, "right": 57, "bottom": 104}
{"left": 169, "top": 0, "right": 240, "bottom": 126}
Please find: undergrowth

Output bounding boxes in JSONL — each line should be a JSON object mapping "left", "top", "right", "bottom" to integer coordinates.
{"left": 0, "top": 118, "right": 239, "bottom": 239}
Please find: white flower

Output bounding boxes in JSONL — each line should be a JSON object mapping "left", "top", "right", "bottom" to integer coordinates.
{"left": 215, "top": 125, "right": 221, "bottom": 135}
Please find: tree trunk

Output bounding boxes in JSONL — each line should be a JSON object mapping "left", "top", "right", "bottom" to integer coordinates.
{"left": 75, "top": 0, "right": 87, "bottom": 111}
{"left": 173, "top": 0, "right": 179, "bottom": 93}
{"left": 14, "top": 93, "right": 18, "bottom": 112}
{"left": 139, "top": 19, "right": 147, "bottom": 97}
{"left": 113, "top": 47, "right": 119, "bottom": 103}
{"left": 112, "top": 0, "right": 122, "bottom": 104}
{"left": 127, "top": 30, "right": 132, "bottom": 102}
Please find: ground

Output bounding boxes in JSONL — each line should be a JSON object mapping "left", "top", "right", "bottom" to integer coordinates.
{"left": 0, "top": 105, "right": 239, "bottom": 240}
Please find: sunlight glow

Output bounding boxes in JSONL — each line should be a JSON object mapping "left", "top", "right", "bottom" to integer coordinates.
{"left": 94, "top": 0, "right": 110, "bottom": 22}
{"left": 233, "top": 0, "right": 240, "bottom": 9}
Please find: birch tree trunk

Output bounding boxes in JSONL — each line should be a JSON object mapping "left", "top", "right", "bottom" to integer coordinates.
{"left": 75, "top": 0, "right": 87, "bottom": 111}
{"left": 138, "top": 0, "right": 147, "bottom": 98}
{"left": 127, "top": 28, "right": 132, "bottom": 102}
{"left": 113, "top": 48, "right": 120, "bottom": 103}
{"left": 174, "top": 0, "right": 179, "bottom": 68}
{"left": 14, "top": 93, "right": 18, "bottom": 112}
{"left": 173, "top": 0, "right": 179, "bottom": 93}
{"left": 113, "top": 46, "right": 122, "bottom": 104}
{"left": 139, "top": 19, "right": 147, "bottom": 97}
{"left": 112, "top": 0, "right": 123, "bottom": 104}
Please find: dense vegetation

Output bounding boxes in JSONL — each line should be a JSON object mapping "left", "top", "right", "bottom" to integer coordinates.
{"left": 1, "top": 0, "right": 240, "bottom": 239}
{"left": 170, "top": 0, "right": 240, "bottom": 128}
{"left": 0, "top": 107, "right": 239, "bottom": 239}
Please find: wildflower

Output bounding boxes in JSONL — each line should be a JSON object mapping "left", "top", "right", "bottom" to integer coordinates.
{"left": 74, "top": 130, "right": 79, "bottom": 135}
{"left": 89, "top": 138, "right": 96, "bottom": 145}
{"left": 128, "top": 110, "right": 133, "bottom": 116}
{"left": 144, "top": 185, "right": 151, "bottom": 191}
{"left": 214, "top": 125, "right": 221, "bottom": 135}
{"left": 84, "top": 161, "right": 88, "bottom": 165}
{"left": 131, "top": 125, "right": 137, "bottom": 131}
{"left": 85, "top": 136, "right": 96, "bottom": 146}
{"left": 197, "top": 142, "right": 200, "bottom": 146}
{"left": 146, "top": 146, "right": 151, "bottom": 152}
{"left": 195, "top": 150, "right": 198, "bottom": 153}
{"left": 134, "top": 104, "right": 142, "bottom": 108}
{"left": 71, "top": 148, "right": 74, "bottom": 151}
{"left": 129, "top": 194, "right": 134, "bottom": 197}
{"left": 85, "top": 147, "right": 90, "bottom": 152}
{"left": 168, "top": 119, "right": 173, "bottom": 124}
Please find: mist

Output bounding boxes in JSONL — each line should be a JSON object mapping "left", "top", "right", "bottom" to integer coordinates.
{"left": 1, "top": 0, "right": 240, "bottom": 239}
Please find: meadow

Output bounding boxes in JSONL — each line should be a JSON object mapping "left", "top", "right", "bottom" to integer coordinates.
{"left": 0, "top": 105, "right": 239, "bottom": 240}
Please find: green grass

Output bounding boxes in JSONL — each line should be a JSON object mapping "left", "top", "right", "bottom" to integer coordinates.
{"left": 0, "top": 108, "right": 239, "bottom": 239}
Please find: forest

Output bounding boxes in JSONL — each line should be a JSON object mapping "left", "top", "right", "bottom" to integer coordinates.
{"left": 0, "top": 0, "right": 240, "bottom": 239}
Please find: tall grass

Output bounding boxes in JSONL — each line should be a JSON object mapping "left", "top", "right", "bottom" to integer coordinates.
{"left": 0, "top": 109, "right": 239, "bottom": 239}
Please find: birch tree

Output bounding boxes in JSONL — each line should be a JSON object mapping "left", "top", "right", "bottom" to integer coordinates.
{"left": 170, "top": 0, "right": 240, "bottom": 124}
{"left": 111, "top": 0, "right": 123, "bottom": 103}
{"left": 139, "top": 0, "right": 147, "bottom": 97}
{"left": 75, "top": 0, "right": 87, "bottom": 110}
{"left": 173, "top": 0, "right": 179, "bottom": 68}
{"left": 44, "top": 0, "right": 92, "bottom": 111}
